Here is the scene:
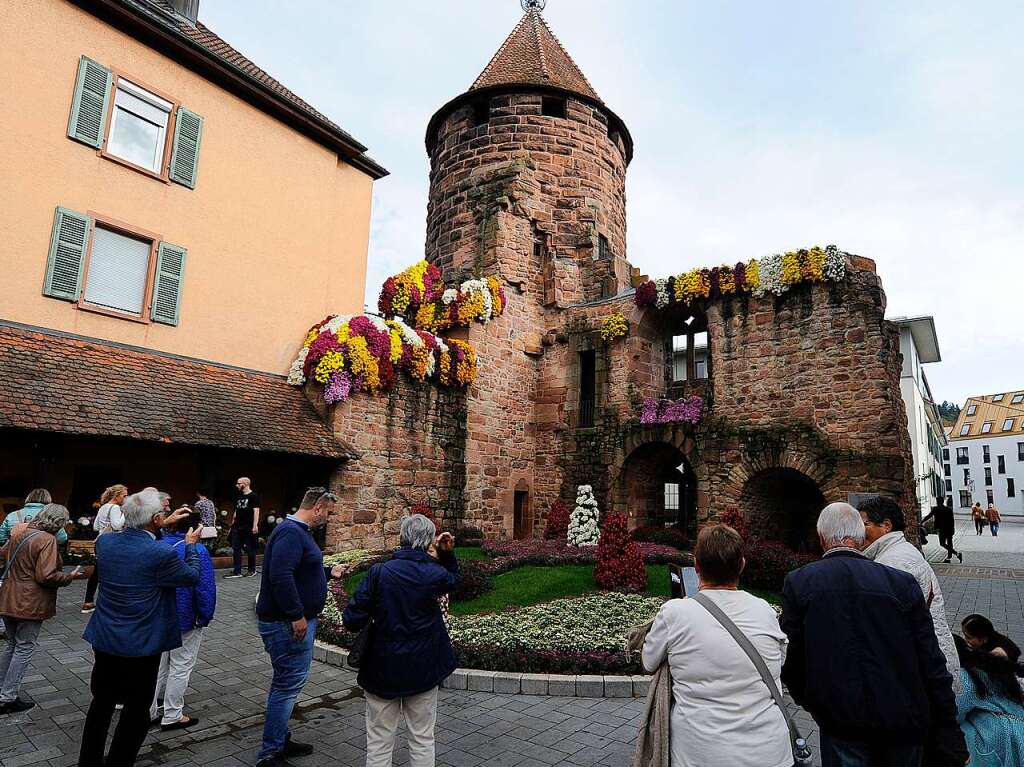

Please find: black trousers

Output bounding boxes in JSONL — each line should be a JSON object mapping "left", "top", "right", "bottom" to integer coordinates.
{"left": 78, "top": 650, "right": 161, "bottom": 767}
{"left": 84, "top": 565, "right": 98, "bottom": 604}
{"left": 230, "top": 526, "right": 257, "bottom": 574}
{"left": 938, "top": 529, "right": 957, "bottom": 558}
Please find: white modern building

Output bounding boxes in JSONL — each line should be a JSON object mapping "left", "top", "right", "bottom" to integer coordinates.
{"left": 946, "top": 390, "right": 1024, "bottom": 516}
{"left": 893, "top": 317, "right": 947, "bottom": 516}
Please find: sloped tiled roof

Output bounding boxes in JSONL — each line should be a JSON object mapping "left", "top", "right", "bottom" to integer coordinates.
{"left": 79, "top": 0, "right": 387, "bottom": 178}
{"left": 0, "top": 323, "right": 352, "bottom": 460}
{"left": 949, "top": 391, "right": 1024, "bottom": 442}
{"left": 470, "top": 9, "right": 602, "bottom": 103}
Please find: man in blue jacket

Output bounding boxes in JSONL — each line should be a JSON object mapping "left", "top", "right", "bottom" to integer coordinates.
{"left": 255, "top": 487, "right": 346, "bottom": 767}
{"left": 149, "top": 511, "right": 216, "bottom": 731}
{"left": 781, "top": 502, "right": 968, "bottom": 767}
{"left": 77, "top": 489, "right": 201, "bottom": 767}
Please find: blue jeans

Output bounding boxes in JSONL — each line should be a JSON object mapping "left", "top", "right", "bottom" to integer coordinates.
{"left": 821, "top": 732, "right": 922, "bottom": 767}
{"left": 258, "top": 618, "right": 316, "bottom": 760}
{"left": 991, "top": 522, "right": 1000, "bottom": 536}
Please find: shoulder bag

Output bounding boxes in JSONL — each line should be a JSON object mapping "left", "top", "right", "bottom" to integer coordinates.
{"left": 693, "top": 592, "right": 813, "bottom": 766}
{"left": 0, "top": 531, "right": 42, "bottom": 589}
{"left": 347, "top": 564, "right": 381, "bottom": 669}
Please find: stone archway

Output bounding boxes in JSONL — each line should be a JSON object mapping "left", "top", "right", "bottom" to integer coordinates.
{"left": 611, "top": 431, "right": 704, "bottom": 537}
{"left": 739, "top": 467, "right": 825, "bottom": 552}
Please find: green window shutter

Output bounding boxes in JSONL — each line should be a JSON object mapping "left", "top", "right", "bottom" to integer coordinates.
{"left": 168, "top": 107, "right": 204, "bottom": 188}
{"left": 43, "top": 207, "right": 90, "bottom": 301}
{"left": 67, "top": 56, "right": 112, "bottom": 148}
{"left": 151, "top": 242, "right": 187, "bottom": 325}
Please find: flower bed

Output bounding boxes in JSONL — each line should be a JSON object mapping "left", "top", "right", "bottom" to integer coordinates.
{"left": 318, "top": 590, "right": 663, "bottom": 675}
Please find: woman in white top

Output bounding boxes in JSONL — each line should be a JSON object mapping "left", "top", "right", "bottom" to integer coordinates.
{"left": 81, "top": 484, "right": 127, "bottom": 613}
{"left": 642, "top": 524, "right": 791, "bottom": 767}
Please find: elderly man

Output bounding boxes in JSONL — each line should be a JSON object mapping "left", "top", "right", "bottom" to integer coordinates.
{"left": 780, "top": 503, "right": 967, "bottom": 767}
{"left": 255, "top": 487, "right": 346, "bottom": 767}
{"left": 78, "top": 489, "right": 202, "bottom": 767}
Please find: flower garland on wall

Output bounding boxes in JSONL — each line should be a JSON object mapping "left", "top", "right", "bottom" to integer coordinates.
{"left": 289, "top": 260, "right": 505, "bottom": 403}
{"left": 599, "top": 313, "right": 629, "bottom": 343}
{"left": 639, "top": 396, "right": 704, "bottom": 426}
{"left": 634, "top": 245, "right": 847, "bottom": 310}
{"left": 378, "top": 261, "right": 506, "bottom": 333}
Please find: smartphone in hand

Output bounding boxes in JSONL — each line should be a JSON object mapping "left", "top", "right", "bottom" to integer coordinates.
{"left": 669, "top": 565, "right": 700, "bottom": 598}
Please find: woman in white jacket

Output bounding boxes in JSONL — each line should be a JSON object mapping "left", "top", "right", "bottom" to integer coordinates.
{"left": 858, "top": 496, "right": 961, "bottom": 693}
{"left": 81, "top": 484, "right": 127, "bottom": 614}
{"left": 642, "top": 524, "right": 791, "bottom": 767}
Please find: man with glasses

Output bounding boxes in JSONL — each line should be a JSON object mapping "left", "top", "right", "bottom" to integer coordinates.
{"left": 254, "top": 487, "right": 346, "bottom": 766}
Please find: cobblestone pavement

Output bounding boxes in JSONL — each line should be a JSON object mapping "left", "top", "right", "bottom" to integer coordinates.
{"left": 924, "top": 513, "right": 1024, "bottom": 569}
{"left": 3, "top": 557, "right": 1022, "bottom": 767}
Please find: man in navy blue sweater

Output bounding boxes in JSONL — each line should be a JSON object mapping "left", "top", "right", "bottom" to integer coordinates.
{"left": 255, "top": 487, "right": 346, "bottom": 766}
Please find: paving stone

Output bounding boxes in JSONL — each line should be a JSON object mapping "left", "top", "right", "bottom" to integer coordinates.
{"left": 545, "top": 675, "right": 576, "bottom": 697}
{"left": 492, "top": 672, "right": 523, "bottom": 694}
{"left": 466, "top": 670, "right": 496, "bottom": 692}
{"left": 575, "top": 675, "right": 604, "bottom": 698}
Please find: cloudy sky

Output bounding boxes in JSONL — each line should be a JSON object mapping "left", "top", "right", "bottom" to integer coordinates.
{"left": 201, "top": 0, "right": 1022, "bottom": 406}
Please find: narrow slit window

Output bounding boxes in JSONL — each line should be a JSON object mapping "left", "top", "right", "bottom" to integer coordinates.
{"left": 541, "top": 97, "right": 567, "bottom": 118}
{"left": 579, "top": 350, "right": 596, "bottom": 428}
{"left": 470, "top": 98, "right": 490, "bottom": 127}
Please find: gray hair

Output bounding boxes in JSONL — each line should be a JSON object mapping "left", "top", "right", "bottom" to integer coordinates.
{"left": 122, "top": 489, "right": 164, "bottom": 529}
{"left": 400, "top": 514, "right": 436, "bottom": 551}
{"left": 32, "top": 504, "right": 69, "bottom": 534}
{"left": 816, "top": 502, "right": 865, "bottom": 549}
{"left": 25, "top": 488, "right": 52, "bottom": 505}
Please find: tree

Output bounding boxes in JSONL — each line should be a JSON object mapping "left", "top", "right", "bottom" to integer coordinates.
{"left": 594, "top": 512, "right": 647, "bottom": 593}
{"left": 937, "top": 401, "right": 961, "bottom": 426}
{"left": 568, "top": 485, "right": 600, "bottom": 546}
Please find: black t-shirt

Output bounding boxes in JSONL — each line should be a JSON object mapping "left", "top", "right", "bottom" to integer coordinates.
{"left": 234, "top": 492, "right": 260, "bottom": 529}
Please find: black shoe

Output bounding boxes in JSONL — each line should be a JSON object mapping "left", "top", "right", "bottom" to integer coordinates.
{"left": 283, "top": 737, "right": 314, "bottom": 757}
{"left": 256, "top": 755, "right": 290, "bottom": 767}
{"left": 943, "top": 557, "right": 951, "bottom": 563}
{"left": 0, "top": 699, "right": 36, "bottom": 715}
{"left": 957, "top": 552, "right": 963, "bottom": 563}
{"left": 244, "top": 570, "right": 259, "bottom": 578}
{"left": 224, "top": 572, "right": 244, "bottom": 579}
{"left": 161, "top": 716, "right": 200, "bottom": 731}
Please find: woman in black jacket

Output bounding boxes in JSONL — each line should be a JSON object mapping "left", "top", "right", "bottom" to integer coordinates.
{"left": 343, "top": 514, "right": 459, "bottom": 767}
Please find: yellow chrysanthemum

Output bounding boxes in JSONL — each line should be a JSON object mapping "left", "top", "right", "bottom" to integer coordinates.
{"left": 336, "top": 323, "right": 351, "bottom": 344}
{"left": 745, "top": 259, "right": 760, "bottom": 290}
{"left": 806, "top": 246, "right": 826, "bottom": 281}
{"left": 718, "top": 266, "right": 736, "bottom": 295}
{"left": 346, "top": 336, "right": 380, "bottom": 391}
{"left": 600, "top": 313, "right": 629, "bottom": 342}
{"left": 313, "top": 350, "right": 345, "bottom": 384}
{"left": 781, "top": 252, "right": 802, "bottom": 285}
{"left": 415, "top": 303, "right": 438, "bottom": 331}
{"left": 303, "top": 328, "right": 319, "bottom": 348}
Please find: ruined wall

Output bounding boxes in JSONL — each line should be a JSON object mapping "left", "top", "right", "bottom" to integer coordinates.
{"left": 321, "top": 379, "right": 467, "bottom": 551}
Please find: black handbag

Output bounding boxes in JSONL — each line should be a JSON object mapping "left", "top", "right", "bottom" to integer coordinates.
{"left": 347, "top": 564, "right": 380, "bottom": 669}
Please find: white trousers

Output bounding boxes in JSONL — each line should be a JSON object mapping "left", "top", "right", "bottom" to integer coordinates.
{"left": 149, "top": 627, "right": 204, "bottom": 725}
{"left": 364, "top": 686, "right": 438, "bottom": 767}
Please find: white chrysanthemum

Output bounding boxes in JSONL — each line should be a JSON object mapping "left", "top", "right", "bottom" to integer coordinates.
{"left": 568, "top": 485, "right": 601, "bottom": 547}
{"left": 366, "top": 314, "right": 390, "bottom": 333}
{"left": 756, "top": 253, "right": 785, "bottom": 297}
{"left": 323, "top": 315, "right": 351, "bottom": 334}
{"left": 442, "top": 288, "right": 458, "bottom": 305}
{"left": 390, "top": 317, "right": 423, "bottom": 347}
{"left": 460, "top": 279, "right": 494, "bottom": 322}
{"left": 655, "top": 278, "right": 671, "bottom": 309}
{"left": 287, "top": 346, "right": 309, "bottom": 386}
{"left": 823, "top": 244, "right": 846, "bottom": 282}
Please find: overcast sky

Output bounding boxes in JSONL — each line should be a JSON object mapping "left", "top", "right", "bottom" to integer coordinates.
{"left": 200, "top": 1, "right": 1022, "bottom": 406}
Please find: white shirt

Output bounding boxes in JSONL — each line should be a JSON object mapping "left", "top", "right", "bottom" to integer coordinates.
{"left": 93, "top": 502, "right": 124, "bottom": 534}
{"left": 642, "top": 590, "right": 791, "bottom": 767}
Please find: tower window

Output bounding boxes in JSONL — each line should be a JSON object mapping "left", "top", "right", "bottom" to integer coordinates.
{"left": 470, "top": 97, "right": 490, "bottom": 127}
{"left": 598, "top": 234, "right": 611, "bottom": 261}
{"left": 542, "top": 97, "right": 567, "bottom": 118}
{"left": 579, "top": 349, "right": 596, "bottom": 428}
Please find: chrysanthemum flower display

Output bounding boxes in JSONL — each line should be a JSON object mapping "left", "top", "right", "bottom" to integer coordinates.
{"left": 600, "top": 313, "right": 629, "bottom": 342}
{"left": 376, "top": 261, "right": 506, "bottom": 332}
{"left": 634, "top": 245, "right": 846, "bottom": 309}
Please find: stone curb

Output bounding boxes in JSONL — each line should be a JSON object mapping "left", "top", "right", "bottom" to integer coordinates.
{"left": 314, "top": 641, "right": 648, "bottom": 698}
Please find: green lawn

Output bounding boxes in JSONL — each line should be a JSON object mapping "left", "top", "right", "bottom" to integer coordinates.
{"left": 344, "top": 559, "right": 780, "bottom": 615}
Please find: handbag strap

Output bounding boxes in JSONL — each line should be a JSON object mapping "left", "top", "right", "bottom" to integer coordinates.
{"left": 693, "top": 593, "right": 805, "bottom": 747}
{"left": 0, "top": 531, "right": 43, "bottom": 582}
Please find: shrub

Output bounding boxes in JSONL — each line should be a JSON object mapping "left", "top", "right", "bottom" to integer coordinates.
{"left": 411, "top": 504, "right": 439, "bottom": 534}
{"left": 450, "top": 561, "right": 493, "bottom": 601}
{"left": 594, "top": 513, "right": 647, "bottom": 593}
{"left": 632, "top": 525, "right": 689, "bottom": 550}
{"left": 741, "top": 539, "right": 815, "bottom": 592}
{"left": 717, "top": 508, "right": 750, "bottom": 539}
{"left": 544, "top": 499, "right": 569, "bottom": 540}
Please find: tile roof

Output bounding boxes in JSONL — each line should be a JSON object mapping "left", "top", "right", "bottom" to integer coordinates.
{"left": 949, "top": 392, "right": 1024, "bottom": 442}
{"left": 470, "top": 9, "right": 602, "bottom": 103}
{"left": 82, "top": 0, "right": 386, "bottom": 178}
{"left": 0, "top": 324, "right": 352, "bottom": 459}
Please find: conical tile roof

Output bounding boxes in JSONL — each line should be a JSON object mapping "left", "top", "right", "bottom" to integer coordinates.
{"left": 470, "top": 9, "right": 602, "bottom": 104}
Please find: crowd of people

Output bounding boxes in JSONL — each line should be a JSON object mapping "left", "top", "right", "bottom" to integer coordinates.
{"left": 0, "top": 481, "right": 1020, "bottom": 767}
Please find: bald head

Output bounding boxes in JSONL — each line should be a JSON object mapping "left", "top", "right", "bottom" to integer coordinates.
{"left": 817, "top": 502, "right": 865, "bottom": 551}
{"left": 237, "top": 477, "right": 251, "bottom": 493}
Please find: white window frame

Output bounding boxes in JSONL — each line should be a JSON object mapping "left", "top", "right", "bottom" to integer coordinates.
{"left": 960, "top": 423, "right": 972, "bottom": 436}
{"left": 104, "top": 77, "right": 175, "bottom": 176}
{"left": 967, "top": 404, "right": 978, "bottom": 416}
{"left": 1003, "top": 419, "right": 1015, "bottom": 432}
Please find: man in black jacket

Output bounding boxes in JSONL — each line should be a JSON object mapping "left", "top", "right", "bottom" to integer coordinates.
{"left": 922, "top": 495, "right": 962, "bottom": 563}
{"left": 781, "top": 502, "right": 968, "bottom": 767}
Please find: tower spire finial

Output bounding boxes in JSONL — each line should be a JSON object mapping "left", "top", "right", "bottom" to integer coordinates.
{"left": 521, "top": 0, "right": 546, "bottom": 12}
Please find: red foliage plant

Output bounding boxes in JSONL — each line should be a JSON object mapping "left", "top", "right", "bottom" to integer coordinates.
{"left": 544, "top": 499, "right": 570, "bottom": 541}
{"left": 593, "top": 512, "right": 647, "bottom": 593}
{"left": 411, "top": 504, "right": 439, "bottom": 534}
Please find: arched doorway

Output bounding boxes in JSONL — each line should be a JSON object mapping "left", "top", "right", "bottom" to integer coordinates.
{"left": 739, "top": 467, "right": 824, "bottom": 552}
{"left": 618, "top": 442, "right": 698, "bottom": 537}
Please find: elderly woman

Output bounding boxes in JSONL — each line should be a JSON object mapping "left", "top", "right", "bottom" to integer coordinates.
{"left": 343, "top": 514, "right": 460, "bottom": 767}
{"left": 0, "top": 504, "right": 79, "bottom": 714}
{"left": 641, "top": 524, "right": 791, "bottom": 767}
{"left": 859, "top": 495, "right": 961, "bottom": 693}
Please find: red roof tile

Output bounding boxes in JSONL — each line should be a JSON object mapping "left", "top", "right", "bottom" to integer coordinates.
{"left": 0, "top": 324, "right": 351, "bottom": 460}
{"left": 471, "top": 9, "right": 602, "bottom": 103}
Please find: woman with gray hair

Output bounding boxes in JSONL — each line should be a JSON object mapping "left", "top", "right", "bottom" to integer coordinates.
{"left": 343, "top": 513, "right": 460, "bottom": 767}
{"left": 0, "top": 504, "right": 80, "bottom": 714}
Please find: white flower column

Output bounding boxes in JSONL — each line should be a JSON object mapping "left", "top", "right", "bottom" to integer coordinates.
{"left": 568, "top": 485, "right": 601, "bottom": 547}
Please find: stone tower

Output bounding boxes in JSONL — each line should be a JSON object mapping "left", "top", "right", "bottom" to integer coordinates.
{"left": 422, "top": 7, "right": 635, "bottom": 536}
